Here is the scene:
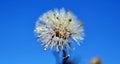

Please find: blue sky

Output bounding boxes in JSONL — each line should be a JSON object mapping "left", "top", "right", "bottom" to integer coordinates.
{"left": 0, "top": 0, "right": 120, "bottom": 64}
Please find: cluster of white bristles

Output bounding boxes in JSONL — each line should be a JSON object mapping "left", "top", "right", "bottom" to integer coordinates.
{"left": 34, "top": 8, "right": 84, "bottom": 52}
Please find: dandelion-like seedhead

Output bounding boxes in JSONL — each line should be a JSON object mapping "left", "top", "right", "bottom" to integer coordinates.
{"left": 34, "top": 8, "right": 84, "bottom": 52}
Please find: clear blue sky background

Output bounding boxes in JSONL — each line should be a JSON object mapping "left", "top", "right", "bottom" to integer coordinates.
{"left": 0, "top": 0, "right": 120, "bottom": 64}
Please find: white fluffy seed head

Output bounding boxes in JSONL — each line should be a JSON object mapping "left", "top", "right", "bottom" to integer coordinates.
{"left": 34, "top": 8, "right": 84, "bottom": 52}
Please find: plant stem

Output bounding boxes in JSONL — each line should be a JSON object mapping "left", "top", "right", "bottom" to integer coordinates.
{"left": 62, "top": 50, "right": 69, "bottom": 64}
